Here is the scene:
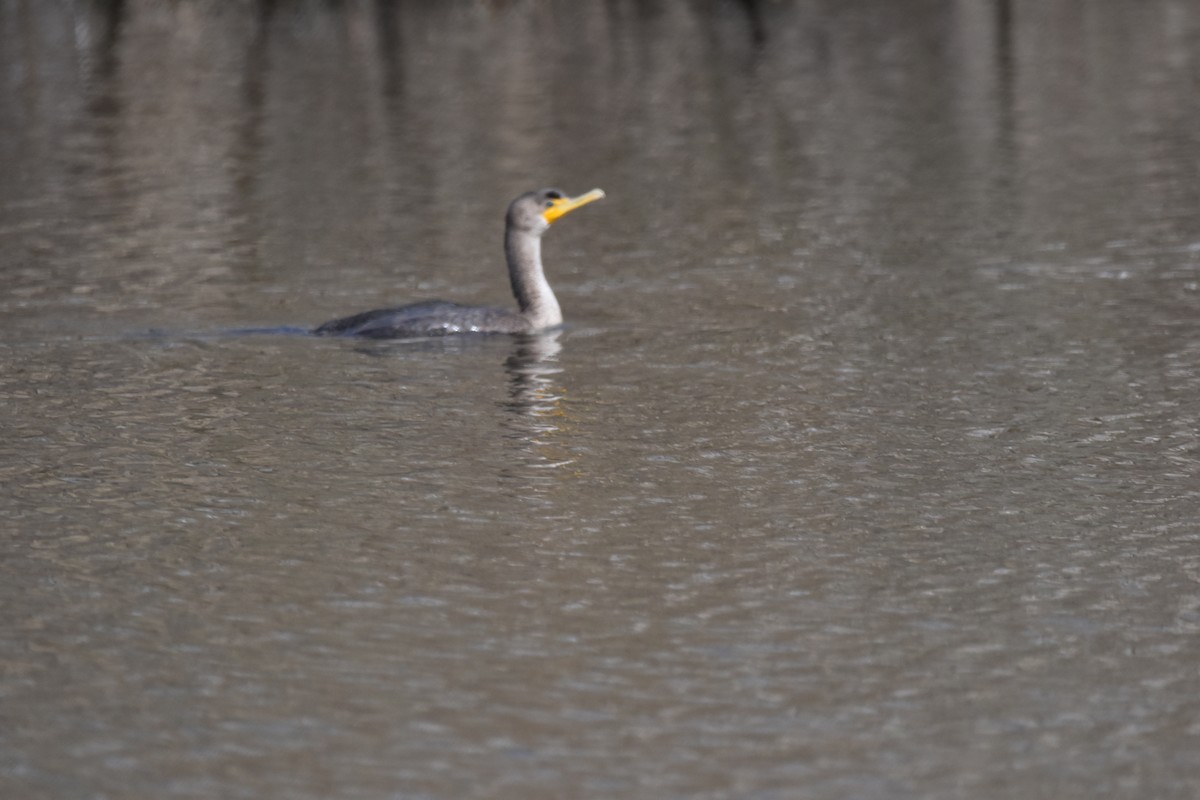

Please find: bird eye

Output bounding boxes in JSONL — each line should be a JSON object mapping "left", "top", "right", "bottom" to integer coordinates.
{"left": 545, "top": 200, "right": 556, "bottom": 208}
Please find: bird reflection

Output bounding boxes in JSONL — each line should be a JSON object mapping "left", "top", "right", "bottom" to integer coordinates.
{"left": 500, "top": 329, "right": 576, "bottom": 473}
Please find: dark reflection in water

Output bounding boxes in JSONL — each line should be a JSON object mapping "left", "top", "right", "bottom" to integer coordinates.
{"left": 500, "top": 331, "right": 576, "bottom": 481}
{"left": 3, "top": 2, "right": 1200, "bottom": 799}
{"left": 503, "top": 331, "right": 566, "bottom": 425}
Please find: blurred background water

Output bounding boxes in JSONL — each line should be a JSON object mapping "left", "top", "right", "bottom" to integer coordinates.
{"left": 3, "top": 1, "right": 1200, "bottom": 798}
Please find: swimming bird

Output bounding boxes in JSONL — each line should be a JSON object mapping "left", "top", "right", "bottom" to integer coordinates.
{"left": 314, "top": 188, "right": 605, "bottom": 338}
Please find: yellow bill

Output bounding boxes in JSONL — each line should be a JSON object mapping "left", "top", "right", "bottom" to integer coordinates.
{"left": 543, "top": 188, "right": 606, "bottom": 224}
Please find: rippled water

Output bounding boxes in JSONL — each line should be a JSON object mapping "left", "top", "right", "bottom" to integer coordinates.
{"left": 4, "top": 1, "right": 1200, "bottom": 798}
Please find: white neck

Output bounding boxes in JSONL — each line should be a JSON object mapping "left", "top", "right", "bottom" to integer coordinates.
{"left": 506, "top": 230, "right": 562, "bottom": 330}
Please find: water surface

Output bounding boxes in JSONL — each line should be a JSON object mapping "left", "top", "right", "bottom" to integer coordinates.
{"left": 3, "top": 1, "right": 1200, "bottom": 798}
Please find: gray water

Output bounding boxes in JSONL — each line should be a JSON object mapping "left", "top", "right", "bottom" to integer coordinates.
{"left": 3, "top": 1, "right": 1200, "bottom": 798}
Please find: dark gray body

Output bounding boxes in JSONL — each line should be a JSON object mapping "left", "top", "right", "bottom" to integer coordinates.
{"left": 313, "top": 300, "right": 532, "bottom": 338}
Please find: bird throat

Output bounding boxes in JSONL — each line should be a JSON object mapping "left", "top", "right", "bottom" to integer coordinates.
{"left": 506, "top": 229, "right": 562, "bottom": 329}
